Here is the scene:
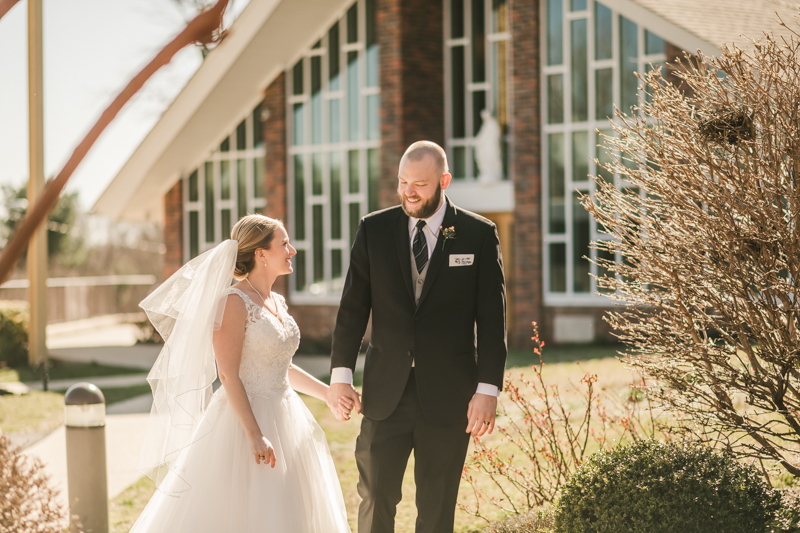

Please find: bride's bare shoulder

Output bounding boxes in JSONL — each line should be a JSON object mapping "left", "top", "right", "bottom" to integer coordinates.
{"left": 219, "top": 290, "right": 248, "bottom": 324}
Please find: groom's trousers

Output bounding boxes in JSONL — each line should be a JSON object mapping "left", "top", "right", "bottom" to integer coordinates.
{"left": 355, "top": 370, "right": 471, "bottom": 533}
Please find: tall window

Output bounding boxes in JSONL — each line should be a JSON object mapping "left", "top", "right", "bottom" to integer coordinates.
{"left": 288, "top": 0, "right": 380, "bottom": 303}
{"left": 542, "top": 0, "right": 665, "bottom": 304}
{"left": 183, "top": 103, "right": 267, "bottom": 261}
{"left": 445, "top": 0, "right": 512, "bottom": 180}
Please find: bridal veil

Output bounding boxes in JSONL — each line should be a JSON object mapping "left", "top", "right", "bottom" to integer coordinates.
{"left": 137, "top": 239, "right": 238, "bottom": 494}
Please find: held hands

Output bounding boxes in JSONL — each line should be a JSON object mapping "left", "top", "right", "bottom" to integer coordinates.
{"left": 466, "top": 393, "right": 498, "bottom": 437}
{"left": 249, "top": 432, "right": 277, "bottom": 468}
{"left": 326, "top": 382, "right": 362, "bottom": 421}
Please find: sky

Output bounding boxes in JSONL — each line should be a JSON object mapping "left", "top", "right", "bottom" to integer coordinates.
{"left": 0, "top": 0, "right": 247, "bottom": 211}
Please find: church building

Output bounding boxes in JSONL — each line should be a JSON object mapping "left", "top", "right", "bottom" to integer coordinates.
{"left": 94, "top": 0, "right": 791, "bottom": 350}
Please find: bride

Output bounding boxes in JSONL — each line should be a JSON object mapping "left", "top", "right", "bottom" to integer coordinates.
{"left": 130, "top": 215, "right": 353, "bottom": 532}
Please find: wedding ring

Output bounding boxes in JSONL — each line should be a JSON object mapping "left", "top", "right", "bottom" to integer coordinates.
{"left": 484, "top": 421, "right": 490, "bottom": 425}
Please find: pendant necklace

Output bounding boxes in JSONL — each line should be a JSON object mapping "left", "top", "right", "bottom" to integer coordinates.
{"left": 245, "top": 277, "right": 279, "bottom": 317}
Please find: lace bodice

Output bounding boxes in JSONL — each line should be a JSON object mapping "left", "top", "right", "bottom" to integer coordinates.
{"left": 221, "top": 287, "right": 301, "bottom": 399}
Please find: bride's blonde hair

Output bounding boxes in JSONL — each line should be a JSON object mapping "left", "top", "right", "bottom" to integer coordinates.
{"left": 231, "top": 214, "right": 283, "bottom": 278}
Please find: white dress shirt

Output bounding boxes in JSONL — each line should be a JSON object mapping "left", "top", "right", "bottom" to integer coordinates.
{"left": 331, "top": 199, "right": 500, "bottom": 398}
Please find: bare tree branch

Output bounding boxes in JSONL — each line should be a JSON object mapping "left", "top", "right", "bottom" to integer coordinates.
{"left": 584, "top": 15, "right": 800, "bottom": 475}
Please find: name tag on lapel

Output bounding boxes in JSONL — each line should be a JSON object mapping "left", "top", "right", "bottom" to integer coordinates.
{"left": 449, "top": 254, "right": 474, "bottom": 267}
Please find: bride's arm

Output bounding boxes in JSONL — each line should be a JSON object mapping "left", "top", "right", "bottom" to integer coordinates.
{"left": 289, "top": 365, "right": 356, "bottom": 417}
{"left": 213, "top": 294, "right": 276, "bottom": 467}
{"left": 288, "top": 364, "right": 330, "bottom": 402}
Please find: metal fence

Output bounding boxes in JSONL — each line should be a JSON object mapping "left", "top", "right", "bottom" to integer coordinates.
{"left": 0, "top": 275, "right": 157, "bottom": 323}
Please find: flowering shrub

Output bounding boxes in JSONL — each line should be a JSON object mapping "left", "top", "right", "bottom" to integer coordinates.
{"left": 460, "top": 323, "right": 656, "bottom": 522}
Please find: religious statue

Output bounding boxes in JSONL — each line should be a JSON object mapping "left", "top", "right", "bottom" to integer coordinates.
{"left": 474, "top": 109, "right": 503, "bottom": 183}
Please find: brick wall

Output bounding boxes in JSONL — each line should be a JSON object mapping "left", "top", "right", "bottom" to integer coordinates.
{"left": 163, "top": 181, "right": 183, "bottom": 279}
{"left": 261, "top": 72, "right": 343, "bottom": 352}
{"left": 269, "top": 0, "right": 446, "bottom": 353}
{"left": 509, "top": 0, "right": 543, "bottom": 350}
{"left": 377, "top": 0, "right": 444, "bottom": 209}
{"left": 263, "top": 72, "right": 287, "bottom": 228}
{"left": 262, "top": 73, "right": 293, "bottom": 297}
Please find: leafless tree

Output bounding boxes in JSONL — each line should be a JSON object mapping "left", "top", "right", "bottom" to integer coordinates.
{"left": 583, "top": 14, "right": 800, "bottom": 476}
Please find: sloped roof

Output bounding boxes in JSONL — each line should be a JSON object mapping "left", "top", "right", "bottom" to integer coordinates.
{"left": 93, "top": 0, "right": 352, "bottom": 222}
{"left": 632, "top": 0, "right": 798, "bottom": 51}
{"left": 94, "top": 0, "right": 800, "bottom": 222}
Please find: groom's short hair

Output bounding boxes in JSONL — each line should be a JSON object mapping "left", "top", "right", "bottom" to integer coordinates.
{"left": 401, "top": 141, "right": 450, "bottom": 176}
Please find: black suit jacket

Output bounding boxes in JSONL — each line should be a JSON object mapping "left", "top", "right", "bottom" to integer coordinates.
{"left": 331, "top": 196, "right": 507, "bottom": 426}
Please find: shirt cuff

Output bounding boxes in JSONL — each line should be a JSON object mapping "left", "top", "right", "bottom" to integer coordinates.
{"left": 476, "top": 382, "right": 500, "bottom": 397}
{"left": 330, "top": 367, "right": 354, "bottom": 385}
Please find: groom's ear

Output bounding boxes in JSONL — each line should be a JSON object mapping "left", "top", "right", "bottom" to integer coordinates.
{"left": 441, "top": 172, "right": 452, "bottom": 190}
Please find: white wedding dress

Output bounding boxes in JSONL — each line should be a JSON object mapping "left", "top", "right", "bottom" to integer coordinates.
{"left": 130, "top": 288, "right": 351, "bottom": 532}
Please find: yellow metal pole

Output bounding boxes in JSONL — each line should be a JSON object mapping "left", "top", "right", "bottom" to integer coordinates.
{"left": 27, "top": 0, "right": 48, "bottom": 369}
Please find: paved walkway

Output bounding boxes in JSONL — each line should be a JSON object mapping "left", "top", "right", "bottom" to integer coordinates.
{"left": 17, "top": 314, "right": 364, "bottom": 506}
{"left": 25, "top": 373, "right": 150, "bottom": 392}
{"left": 24, "top": 413, "right": 151, "bottom": 509}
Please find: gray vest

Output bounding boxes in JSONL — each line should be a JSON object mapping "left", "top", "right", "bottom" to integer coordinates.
{"left": 410, "top": 246, "right": 430, "bottom": 307}
{"left": 410, "top": 243, "right": 431, "bottom": 367}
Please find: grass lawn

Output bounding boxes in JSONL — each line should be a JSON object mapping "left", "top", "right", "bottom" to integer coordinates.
{"left": 0, "top": 360, "right": 152, "bottom": 439}
{"left": 110, "top": 475, "right": 157, "bottom": 533}
{"left": 110, "top": 344, "right": 633, "bottom": 533}
{"left": 0, "top": 391, "right": 64, "bottom": 435}
{"left": 0, "top": 384, "right": 154, "bottom": 439}
{"left": 0, "top": 360, "right": 145, "bottom": 383}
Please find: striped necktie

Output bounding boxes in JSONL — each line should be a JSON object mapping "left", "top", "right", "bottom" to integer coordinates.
{"left": 413, "top": 220, "right": 428, "bottom": 274}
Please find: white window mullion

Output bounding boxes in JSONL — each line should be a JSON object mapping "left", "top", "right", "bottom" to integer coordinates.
{"left": 280, "top": 0, "right": 379, "bottom": 301}
{"left": 464, "top": 0, "right": 474, "bottom": 179}
{"left": 182, "top": 176, "right": 189, "bottom": 263}
{"left": 542, "top": 0, "right": 668, "bottom": 305}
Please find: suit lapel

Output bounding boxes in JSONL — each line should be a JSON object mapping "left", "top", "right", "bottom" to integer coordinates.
{"left": 394, "top": 210, "right": 415, "bottom": 305}
{"left": 417, "top": 196, "right": 458, "bottom": 308}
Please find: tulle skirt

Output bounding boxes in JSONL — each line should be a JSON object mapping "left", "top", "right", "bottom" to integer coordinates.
{"left": 130, "top": 389, "right": 351, "bottom": 532}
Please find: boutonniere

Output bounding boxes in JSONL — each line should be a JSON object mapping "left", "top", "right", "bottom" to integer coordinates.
{"left": 440, "top": 226, "right": 456, "bottom": 250}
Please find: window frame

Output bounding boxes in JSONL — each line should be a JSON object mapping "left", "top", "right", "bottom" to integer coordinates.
{"left": 182, "top": 102, "right": 268, "bottom": 263}
{"left": 540, "top": 0, "right": 666, "bottom": 306}
{"left": 286, "top": 0, "right": 380, "bottom": 305}
{"left": 444, "top": 0, "right": 514, "bottom": 182}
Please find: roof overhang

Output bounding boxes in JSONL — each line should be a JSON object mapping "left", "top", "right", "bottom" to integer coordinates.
{"left": 93, "top": 0, "right": 351, "bottom": 222}
{"left": 630, "top": 0, "right": 797, "bottom": 54}
{"left": 605, "top": 0, "right": 720, "bottom": 56}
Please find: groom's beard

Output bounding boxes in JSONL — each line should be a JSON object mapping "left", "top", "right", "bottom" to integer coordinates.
{"left": 399, "top": 184, "right": 442, "bottom": 219}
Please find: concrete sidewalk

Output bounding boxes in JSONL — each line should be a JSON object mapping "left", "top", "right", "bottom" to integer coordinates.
{"left": 23, "top": 413, "right": 151, "bottom": 509}
{"left": 25, "top": 373, "right": 150, "bottom": 392}
{"left": 22, "top": 314, "right": 364, "bottom": 509}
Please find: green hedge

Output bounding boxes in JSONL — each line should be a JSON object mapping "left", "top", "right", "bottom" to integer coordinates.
{"left": 484, "top": 508, "right": 555, "bottom": 533}
{"left": 774, "top": 488, "right": 800, "bottom": 532}
{"left": 0, "top": 301, "right": 29, "bottom": 368}
{"left": 555, "top": 439, "right": 780, "bottom": 533}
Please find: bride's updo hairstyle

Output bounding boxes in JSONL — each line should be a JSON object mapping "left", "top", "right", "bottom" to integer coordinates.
{"left": 231, "top": 214, "right": 283, "bottom": 278}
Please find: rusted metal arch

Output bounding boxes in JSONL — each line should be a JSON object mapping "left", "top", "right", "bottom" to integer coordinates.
{"left": 0, "top": 0, "right": 230, "bottom": 285}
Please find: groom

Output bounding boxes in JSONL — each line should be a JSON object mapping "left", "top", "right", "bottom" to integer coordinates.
{"left": 327, "top": 140, "right": 507, "bottom": 533}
